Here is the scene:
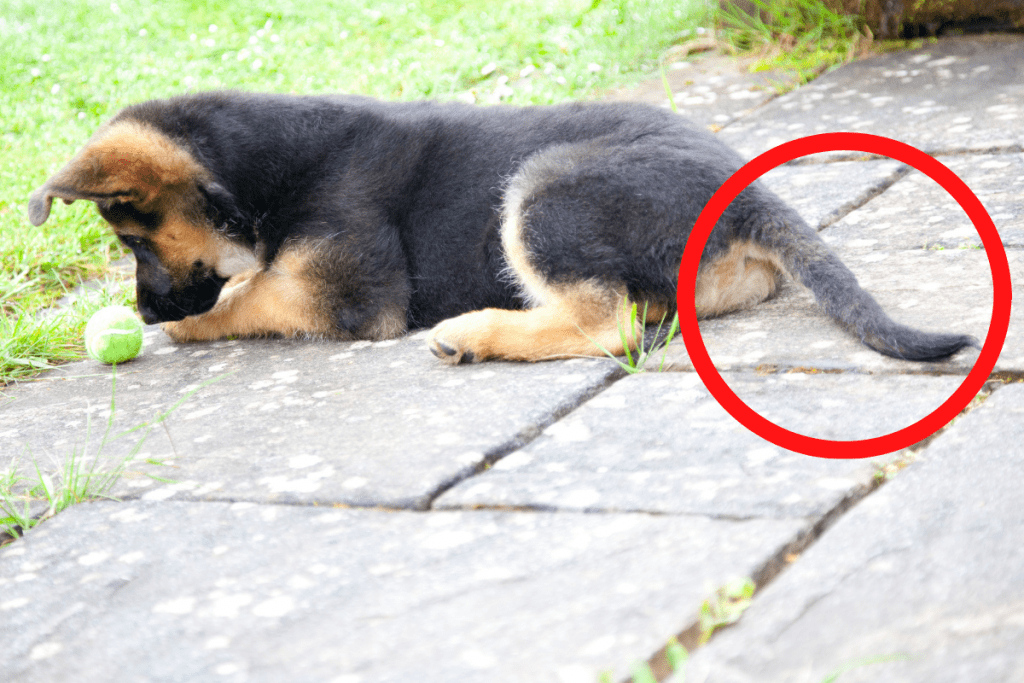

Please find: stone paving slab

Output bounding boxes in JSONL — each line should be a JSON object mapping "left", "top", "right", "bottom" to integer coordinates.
{"left": 718, "top": 35, "right": 1024, "bottom": 160}
{"left": 685, "top": 382, "right": 1024, "bottom": 683}
{"left": 820, "top": 153, "right": 1024, "bottom": 252}
{"left": 665, "top": 248, "right": 1020, "bottom": 374}
{"left": 604, "top": 52, "right": 794, "bottom": 129}
{"left": 0, "top": 332, "right": 619, "bottom": 510}
{"left": 437, "top": 372, "right": 966, "bottom": 517}
{"left": 759, "top": 157, "right": 905, "bottom": 230}
{"left": 0, "top": 499, "right": 805, "bottom": 683}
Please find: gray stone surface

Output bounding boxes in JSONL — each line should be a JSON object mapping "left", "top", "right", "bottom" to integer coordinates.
{"left": 719, "top": 35, "right": 1024, "bottom": 159}
{"left": 437, "top": 372, "right": 966, "bottom": 517}
{"left": 686, "top": 383, "right": 1024, "bottom": 683}
{"left": 821, "top": 153, "right": 1024, "bottom": 252}
{"left": 0, "top": 500, "right": 804, "bottom": 683}
{"left": 605, "top": 52, "right": 795, "bottom": 129}
{"left": 0, "top": 332, "right": 619, "bottom": 510}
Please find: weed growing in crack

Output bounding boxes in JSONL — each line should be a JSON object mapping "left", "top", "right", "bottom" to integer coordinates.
{"left": 599, "top": 574, "right": 912, "bottom": 682}
{"left": 0, "top": 368, "right": 228, "bottom": 542}
{"left": 698, "top": 576, "right": 756, "bottom": 644}
{"left": 599, "top": 637, "right": 688, "bottom": 683}
{"left": 583, "top": 297, "right": 680, "bottom": 374}
{"left": 612, "top": 645, "right": 909, "bottom": 683}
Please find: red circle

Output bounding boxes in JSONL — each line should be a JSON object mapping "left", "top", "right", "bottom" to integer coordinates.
{"left": 677, "top": 133, "right": 1011, "bottom": 458}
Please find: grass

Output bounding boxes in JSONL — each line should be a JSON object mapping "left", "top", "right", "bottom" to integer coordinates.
{"left": 584, "top": 298, "right": 681, "bottom": 373}
{"left": 697, "top": 576, "right": 756, "bottom": 645}
{"left": 602, "top": 576, "right": 909, "bottom": 682}
{"left": 0, "top": 274, "right": 134, "bottom": 383}
{"left": 0, "top": 367, "right": 155, "bottom": 541}
{"left": 616, "top": 642, "right": 910, "bottom": 683}
{"left": 715, "top": 0, "right": 871, "bottom": 87}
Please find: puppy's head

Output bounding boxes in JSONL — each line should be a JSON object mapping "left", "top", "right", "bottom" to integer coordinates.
{"left": 28, "top": 120, "right": 254, "bottom": 324}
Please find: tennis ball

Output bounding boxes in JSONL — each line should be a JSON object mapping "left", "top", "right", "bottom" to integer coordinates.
{"left": 85, "top": 306, "right": 144, "bottom": 364}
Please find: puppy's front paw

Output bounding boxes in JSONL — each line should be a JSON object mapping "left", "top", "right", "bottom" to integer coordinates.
{"left": 426, "top": 312, "right": 494, "bottom": 365}
{"left": 161, "top": 317, "right": 219, "bottom": 343}
{"left": 160, "top": 319, "right": 193, "bottom": 343}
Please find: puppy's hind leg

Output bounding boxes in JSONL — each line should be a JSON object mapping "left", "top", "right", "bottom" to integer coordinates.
{"left": 426, "top": 282, "right": 666, "bottom": 364}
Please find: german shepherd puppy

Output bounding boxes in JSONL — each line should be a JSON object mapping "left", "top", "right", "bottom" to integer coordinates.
{"left": 29, "top": 91, "right": 974, "bottom": 363}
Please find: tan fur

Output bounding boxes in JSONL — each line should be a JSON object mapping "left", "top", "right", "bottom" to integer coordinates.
{"left": 37, "top": 121, "right": 207, "bottom": 214}
{"left": 161, "top": 249, "right": 332, "bottom": 342}
{"left": 430, "top": 235, "right": 787, "bottom": 363}
{"left": 362, "top": 304, "right": 408, "bottom": 340}
{"left": 427, "top": 282, "right": 666, "bottom": 363}
{"left": 499, "top": 182, "right": 550, "bottom": 307}
{"left": 144, "top": 215, "right": 257, "bottom": 281}
{"left": 694, "top": 241, "right": 787, "bottom": 318}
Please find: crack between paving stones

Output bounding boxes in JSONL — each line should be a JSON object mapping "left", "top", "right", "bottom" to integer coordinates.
{"left": 767, "top": 143, "right": 1024, "bottom": 167}
{"left": 816, "top": 164, "right": 912, "bottom": 231}
{"left": 439, "top": 500, "right": 778, "bottom": 522}
{"left": 637, "top": 379, "right": 1004, "bottom": 681}
{"left": 420, "top": 366, "right": 629, "bottom": 510}
{"left": 636, "top": 476, "right": 883, "bottom": 682}
{"left": 3, "top": 373, "right": 1004, "bottom": 547}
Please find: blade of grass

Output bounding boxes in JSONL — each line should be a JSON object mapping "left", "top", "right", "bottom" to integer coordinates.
{"left": 0, "top": 370, "right": 232, "bottom": 540}
{"left": 820, "top": 653, "right": 911, "bottom": 683}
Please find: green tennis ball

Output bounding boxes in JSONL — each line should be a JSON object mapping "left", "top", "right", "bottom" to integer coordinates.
{"left": 85, "top": 306, "right": 144, "bottom": 364}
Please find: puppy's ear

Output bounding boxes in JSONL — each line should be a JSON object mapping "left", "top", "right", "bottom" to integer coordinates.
{"left": 28, "top": 122, "right": 202, "bottom": 226}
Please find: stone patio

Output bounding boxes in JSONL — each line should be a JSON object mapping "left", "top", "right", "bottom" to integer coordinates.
{"left": 2, "top": 34, "right": 1022, "bottom": 683}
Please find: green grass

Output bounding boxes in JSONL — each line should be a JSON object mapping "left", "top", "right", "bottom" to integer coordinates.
{"left": 601, "top": 577, "right": 909, "bottom": 682}
{"left": 0, "top": 275, "right": 134, "bottom": 382}
{"left": 583, "top": 297, "right": 681, "bottom": 373}
{"left": 0, "top": 367, "right": 160, "bottom": 541}
{"left": 715, "top": 0, "right": 869, "bottom": 87}
{"left": 616, "top": 644, "right": 910, "bottom": 683}
{"left": 1, "top": 0, "right": 707, "bottom": 385}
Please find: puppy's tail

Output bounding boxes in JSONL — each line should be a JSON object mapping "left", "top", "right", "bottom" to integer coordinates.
{"left": 751, "top": 205, "right": 978, "bottom": 362}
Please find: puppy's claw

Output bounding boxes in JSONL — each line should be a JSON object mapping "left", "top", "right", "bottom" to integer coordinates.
{"left": 429, "top": 344, "right": 453, "bottom": 360}
{"left": 427, "top": 337, "right": 471, "bottom": 365}
{"left": 435, "top": 340, "right": 458, "bottom": 357}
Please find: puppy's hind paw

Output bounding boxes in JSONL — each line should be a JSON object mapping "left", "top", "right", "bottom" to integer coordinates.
{"left": 426, "top": 313, "right": 491, "bottom": 365}
{"left": 428, "top": 338, "right": 477, "bottom": 365}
